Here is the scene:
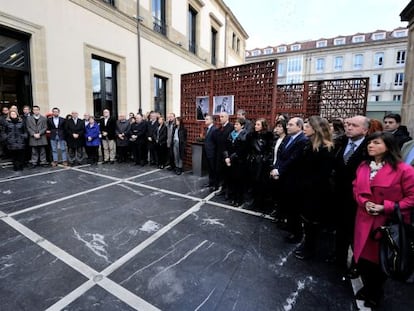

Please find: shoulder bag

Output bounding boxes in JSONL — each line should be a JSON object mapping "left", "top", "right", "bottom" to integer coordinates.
{"left": 371, "top": 202, "right": 414, "bottom": 281}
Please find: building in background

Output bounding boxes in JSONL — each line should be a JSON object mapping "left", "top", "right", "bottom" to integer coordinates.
{"left": 0, "top": 0, "right": 247, "bottom": 117}
{"left": 246, "top": 28, "right": 408, "bottom": 120}
{"left": 401, "top": 0, "right": 414, "bottom": 136}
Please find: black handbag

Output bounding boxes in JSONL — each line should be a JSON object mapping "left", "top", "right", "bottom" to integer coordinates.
{"left": 371, "top": 203, "right": 414, "bottom": 281}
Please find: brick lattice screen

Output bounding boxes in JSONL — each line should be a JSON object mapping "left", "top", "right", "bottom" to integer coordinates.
{"left": 180, "top": 60, "right": 368, "bottom": 169}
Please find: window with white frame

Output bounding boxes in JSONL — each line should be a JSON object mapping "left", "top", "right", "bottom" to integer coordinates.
{"left": 334, "top": 38, "right": 345, "bottom": 45}
{"left": 373, "top": 74, "right": 382, "bottom": 87}
{"left": 372, "top": 32, "right": 386, "bottom": 40}
{"left": 277, "top": 46, "right": 287, "bottom": 53}
{"left": 251, "top": 50, "right": 261, "bottom": 56}
{"left": 316, "top": 40, "right": 327, "bottom": 48}
{"left": 316, "top": 58, "right": 325, "bottom": 72}
{"left": 395, "top": 72, "right": 404, "bottom": 86}
{"left": 264, "top": 48, "right": 273, "bottom": 55}
{"left": 287, "top": 57, "right": 302, "bottom": 72}
{"left": 393, "top": 94, "right": 402, "bottom": 101}
{"left": 393, "top": 29, "right": 408, "bottom": 38}
{"left": 374, "top": 52, "right": 384, "bottom": 66}
{"left": 370, "top": 95, "right": 380, "bottom": 102}
{"left": 396, "top": 50, "right": 406, "bottom": 64}
{"left": 334, "top": 56, "right": 343, "bottom": 71}
{"left": 353, "top": 54, "right": 363, "bottom": 69}
{"left": 291, "top": 44, "right": 301, "bottom": 51}
{"left": 352, "top": 35, "right": 365, "bottom": 43}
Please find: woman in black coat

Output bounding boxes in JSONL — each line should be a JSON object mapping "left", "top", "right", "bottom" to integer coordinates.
{"left": 223, "top": 118, "right": 249, "bottom": 207}
{"left": 153, "top": 116, "right": 168, "bottom": 168}
{"left": 246, "top": 118, "right": 274, "bottom": 212}
{"left": 294, "top": 116, "right": 335, "bottom": 260}
{"left": 171, "top": 117, "right": 187, "bottom": 175}
{"left": 3, "top": 110, "right": 27, "bottom": 170}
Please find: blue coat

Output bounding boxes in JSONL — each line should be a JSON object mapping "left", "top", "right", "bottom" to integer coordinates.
{"left": 85, "top": 123, "right": 101, "bottom": 147}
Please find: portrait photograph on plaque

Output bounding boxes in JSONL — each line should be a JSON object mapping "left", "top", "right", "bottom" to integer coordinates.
{"left": 213, "top": 95, "right": 234, "bottom": 115}
{"left": 196, "top": 96, "right": 209, "bottom": 120}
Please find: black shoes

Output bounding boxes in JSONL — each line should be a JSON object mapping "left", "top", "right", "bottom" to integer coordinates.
{"left": 355, "top": 287, "right": 382, "bottom": 308}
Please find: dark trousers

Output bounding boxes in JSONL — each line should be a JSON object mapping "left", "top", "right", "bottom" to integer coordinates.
{"left": 117, "top": 146, "right": 128, "bottom": 162}
{"left": 335, "top": 200, "right": 357, "bottom": 270}
{"left": 357, "top": 258, "right": 386, "bottom": 300}
{"left": 206, "top": 156, "right": 217, "bottom": 187}
{"left": 155, "top": 143, "right": 167, "bottom": 166}
{"left": 279, "top": 186, "right": 302, "bottom": 237}
{"left": 148, "top": 141, "right": 157, "bottom": 164}
{"left": 85, "top": 146, "right": 99, "bottom": 164}
{"left": 167, "top": 147, "right": 174, "bottom": 168}
{"left": 10, "top": 149, "right": 25, "bottom": 170}
{"left": 131, "top": 142, "right": 145, "bottom": 164}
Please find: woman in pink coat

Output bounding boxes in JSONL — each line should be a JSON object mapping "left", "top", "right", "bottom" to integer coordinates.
{"left": 353, "top": 131, "right": 414, "bottom": 308}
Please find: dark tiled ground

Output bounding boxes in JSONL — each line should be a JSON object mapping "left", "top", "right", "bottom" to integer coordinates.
{"left": 0, "top": 162, "right": 412, "bottom": 310}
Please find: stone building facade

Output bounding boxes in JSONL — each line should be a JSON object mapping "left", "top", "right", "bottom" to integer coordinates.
{"left": 0, "top": 0, "right": 247, "bottom": 117}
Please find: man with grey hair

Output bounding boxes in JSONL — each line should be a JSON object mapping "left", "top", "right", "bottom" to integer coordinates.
{"left": 271, "top": 116, "right": 308, "bottom": 243}
{"left": 215, "top": 112, "right": 233, "bottom": 197}
{"left": 66, "top": 111, "right": 85, "bottom": 166}
{"left": 332, "top": 115, "right": 369, "bottom": 279}
{"left": 99, "top": 109, "right": 117, "bottom": 164}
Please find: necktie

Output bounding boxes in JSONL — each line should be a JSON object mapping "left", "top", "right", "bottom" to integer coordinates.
{"left": 285, "top": 136, "right": 293, "bottom": 149}
{"left": 343, "top": 142, "right": 356, "bottom": 164}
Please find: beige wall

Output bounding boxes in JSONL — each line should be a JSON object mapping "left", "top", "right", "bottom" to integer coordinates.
{"left": 0, "top": 0, "right": 247, "bottom": 117}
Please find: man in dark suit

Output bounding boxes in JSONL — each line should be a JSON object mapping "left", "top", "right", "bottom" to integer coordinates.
{"left": 203, "top": 115, "right": 218, "bottom": 191}
{"left": 270, "top": 117, "right": 308, "bottom": 243}
{"left": 99, "top": 109, "right": 117, "bottom": 164}
{"left": 47, "top": 107, "right": 68, "bottom": 166}
{"left": 215, "top": 112, "right": 233, "bottom": 197}
{"left": 146, "top": 111, "right": 159, "bottom": 165}
{"left": 65, "top": 111, "right": 85, "bottom": 166}
{"left": 332, "top": 115, "right": 369, "bottom": 278}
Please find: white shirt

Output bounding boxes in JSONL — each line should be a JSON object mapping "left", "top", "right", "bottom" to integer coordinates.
{"left": 273, "top": 136, "right": 284, "bottom": 165}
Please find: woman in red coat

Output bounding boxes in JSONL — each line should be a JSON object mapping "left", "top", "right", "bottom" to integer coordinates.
{"left": 353, "top": 131, "right": 414, "bottom": 308}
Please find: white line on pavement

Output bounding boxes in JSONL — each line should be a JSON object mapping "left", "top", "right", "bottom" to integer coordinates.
{"left": 8, "top": 181, "right": 121, "bottom": 217}
{"left": 124, "top": 180, "right": 202, "bottom": 202}
{"left": 0, "top": 168, "right": 66, "bottom": 183}
{"left": 98, "top": 277, "right": 161, "bottom": 311}
{"left": 1, "top": 216, "right": 99, "bottom": 279}
{"left": 101, "top": 201, "right": 204, "bottom": 276}
{"left": 45, "top": 280, "right": 95, "bottom": 311}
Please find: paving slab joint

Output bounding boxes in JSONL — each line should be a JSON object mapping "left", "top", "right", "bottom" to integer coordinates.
{"left": 93, "top": 274, "right": 104, "bottom": 283}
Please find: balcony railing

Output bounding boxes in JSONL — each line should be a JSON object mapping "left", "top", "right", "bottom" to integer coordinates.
{"left": 153, "top": 17, "right": 167, "bottom": 36}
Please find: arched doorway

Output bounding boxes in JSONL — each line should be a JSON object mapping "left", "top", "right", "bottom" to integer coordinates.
{"left": 0, "top": 25, "right": 32, "bottom": 113}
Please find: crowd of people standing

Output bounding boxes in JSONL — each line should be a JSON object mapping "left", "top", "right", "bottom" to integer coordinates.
{"left": 0, "top": 105, "right": 187, "bottom": 174}
{"left": 2, "top": 103, "right": 414, "bottom": 308}
{"left": 202, "top": 110, "right": 414, "bottom": 308}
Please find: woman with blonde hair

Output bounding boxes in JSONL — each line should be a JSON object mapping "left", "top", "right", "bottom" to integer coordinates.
{"left": 294, "top": 115, "right": 335, "bottom": 260}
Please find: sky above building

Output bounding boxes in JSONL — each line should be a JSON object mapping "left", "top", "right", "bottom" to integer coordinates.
{"left": 224, "top": 0, "right": 410, "bottom": 50}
